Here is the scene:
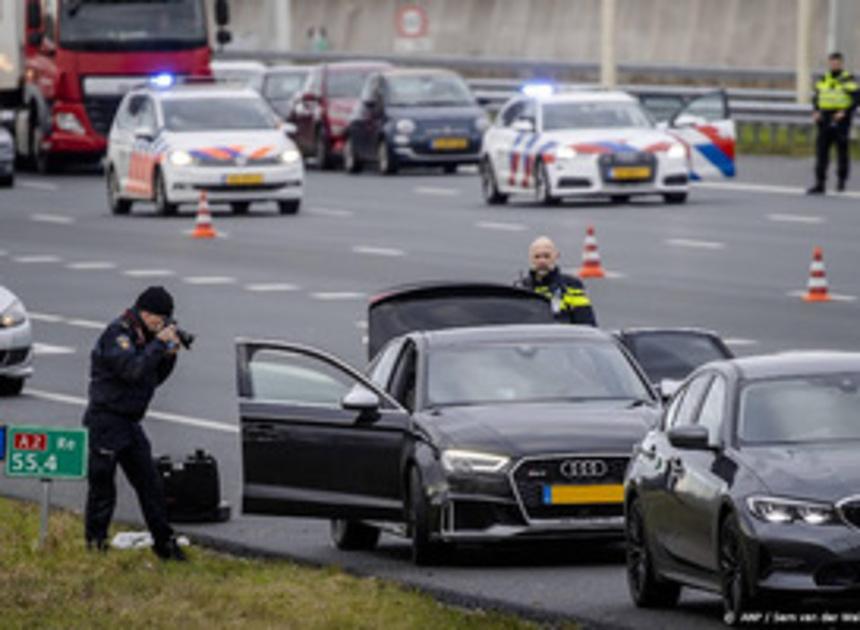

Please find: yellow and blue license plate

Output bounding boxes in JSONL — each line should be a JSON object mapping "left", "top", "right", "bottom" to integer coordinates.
{"left": 225, "top": 173, "right": 264, "bottom": 186}
{"left": 543, "top": 484, "right": 625, "bottom": 505}
{"left": 610, "top": 166, "right": 651, "bottom": 181}
{"left": 432, "top": 137, "right": 468, "bottom": 151}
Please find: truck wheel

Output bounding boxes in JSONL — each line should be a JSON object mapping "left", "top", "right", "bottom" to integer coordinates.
{"left": 153, "top": 169, "right": 178, "bottom": 216}
{"left": 107, "top": 168, "right": 132, "bottom": 215}
{"left": 330, "top": 519, "right": 380, "bottom": 551}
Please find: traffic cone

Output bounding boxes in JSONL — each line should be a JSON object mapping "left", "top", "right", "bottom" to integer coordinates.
{"left": 190, "top": 191, "right": 217, "bottom": 239}
{"left": 578, "top": 226, "right": 606, "bottom": 279}
{"left": 802, "top": 246, "right": 831, "bottom": 302}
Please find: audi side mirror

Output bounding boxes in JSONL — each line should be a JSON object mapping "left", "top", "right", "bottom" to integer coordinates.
{"left": 668, "top": 425, "right": 711, "bottom": 450}
{"left": 511, "top": 118, "right": 534, "bottom": 133}
{"left": 133, "top": 127, "right": 154, "bottom": 142}
{"left": 341, "top": 386, "right": 380, "bottom": 413}
{"left": 657, "top": 378, "right": 681, "bottom": 402}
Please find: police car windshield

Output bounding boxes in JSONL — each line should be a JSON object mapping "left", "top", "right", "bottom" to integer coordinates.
{"left": 385, "top": 74, "right": 474, "bottom": 107}
{"left": 162, "top": 98, "right": 277, "bottom": 132}
{"left": 542, "top": 102, "right": 654, "bottom": 131}
{"left": 427, "top": 340, "right": 651, "bottom": 408}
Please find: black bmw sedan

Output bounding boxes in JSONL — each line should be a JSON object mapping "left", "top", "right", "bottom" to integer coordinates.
{"left": 624, "top": 352, "right": 860, "bottom": 624}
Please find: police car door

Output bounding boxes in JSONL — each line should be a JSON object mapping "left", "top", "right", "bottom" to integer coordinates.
{"left": 236, "top": 340, "right": 410, "bottom": 521}
{"left": 127, "top": 97, "right": 159, "bottom": 199}
{"left": 667, "top": 91, "right": 736, "bottom": 180}
{"left": 489, "top": 98, "right": 529, "bottom": 191}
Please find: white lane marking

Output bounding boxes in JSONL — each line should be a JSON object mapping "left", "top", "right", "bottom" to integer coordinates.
{"left": 18, "top": 179, "right": 58, "bottom": 192}
{"left": 244, "top": 283, "right": 300, "bottom": 292}
{"left": 308, "top": 207, "right": 354, "bottom": 218}
{"left": 31, "top": 213, "right": 74, "bottom": 225}
{"left": 666, "top": 238, "right": 725, "bottom": 250}
{"left": 183, "top": 276, "right": 236, "bottom": 285}
{"left": 25, "top": 388, "right": 238, "bottom": 434}
{"left": 475, "top": 220, "right": 527, "bottom": 232}
{"left": 28, "top": 312, "right": 65, "bottom": 323}
{"left": 311, "top": 291, "right": 366, "bottom": 301}
{"left": 767, "top": 213, "right": 825, "bottom": 225}
{"left": 697, "top": 181, "right": 860, "bottom": 199}
{"left": 355, "top": 320, "right": 368, "bottom": 330}
{"left": 787, "top": 290, "right": 858, "bottom": 302}
{"left": 724, "top": 338, "right": 759, "bottom": 347}
{"left": 0, "top": 249, "right": 7, "bottom": 256}
{"left": 67, "top": 318, "right": 107, "bottom": 330}
{"left": 414, "top": 186, "right": 460, "bottom": 196}
{"left": 13, "top": 255, "right": 62, "bottom": 263}
{"left": 124, "top": 269, "right": 175, "bottom": 278}
{"left": 352, "top": 245, "right": 405, "bottom": 257}
{"left": 67, "top": 261, "right": 117, "bottom": 270}
{"left": 33, "top": 342, "right": 76, "bottom": 355}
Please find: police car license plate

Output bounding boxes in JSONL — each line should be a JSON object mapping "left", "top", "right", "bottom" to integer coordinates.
{"left": 610, "top": 166, "right": 651, "bottom": 181}
{"left": 543, "top": 484, "right": 624, "bottom": 505}
{"left": 225, "top": 173, "right": 264, "bottom": 186}
{"left": 432, "top": 137, "right": 468, "bottom": 150}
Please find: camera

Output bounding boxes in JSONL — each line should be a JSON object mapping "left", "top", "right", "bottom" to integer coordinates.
{"left": 165, "top": 319, "right": 195, "bottom": 350}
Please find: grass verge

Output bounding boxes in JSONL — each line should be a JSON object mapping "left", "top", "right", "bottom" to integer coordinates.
{"left": 0, "top": 497, "right": 559, "bottom": 630}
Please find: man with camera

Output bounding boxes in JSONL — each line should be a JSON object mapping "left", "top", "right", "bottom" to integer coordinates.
{"left": 83, "top": 286, "right": 189, "bottom": 561}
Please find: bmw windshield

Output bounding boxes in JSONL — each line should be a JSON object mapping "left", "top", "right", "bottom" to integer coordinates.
{"left": 427, "top": 341, "right": 651, "bottom": 407}
{"left": 162, "top": 98, "right": 277, "bottom": 132}
{"left": 59, "top": 0, "right": 207, "bottom": 51}
{"left": 542, "top": 102, "right": 654, "bottom": 131}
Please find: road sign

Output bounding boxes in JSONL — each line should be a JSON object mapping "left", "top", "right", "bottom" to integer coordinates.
{"left": 0, "top": 425, "right": 5, "bottom": 461}
{"left": 395, "top": 4, "right": 429, "bottom": 38}
{"left": 4, "top": 426, "right": 88, "bottom": 479}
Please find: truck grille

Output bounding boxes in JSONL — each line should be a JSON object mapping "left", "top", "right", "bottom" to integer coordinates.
{"left": 83, "top": 96, "right": 123, "bottom": 137}
{"left": 0, "top": 347, "right": 29, "bottom": 367}
{"left": 512, "top": 455, "right": 628, "bottom": 522}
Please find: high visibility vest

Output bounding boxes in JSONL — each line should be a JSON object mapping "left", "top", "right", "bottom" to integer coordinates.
{"left": 815, "top": 71, "right": 859, "bottom": 111}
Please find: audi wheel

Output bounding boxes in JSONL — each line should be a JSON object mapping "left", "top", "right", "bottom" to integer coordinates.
{"left": 330, "top": 519, "right": 380, "bottom": 551}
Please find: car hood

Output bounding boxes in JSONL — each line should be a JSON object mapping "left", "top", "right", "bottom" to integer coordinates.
{"left": 417, "top": 400, "right": 658, "bottom": 458}
{"left": 159, "top": 130, "right": 292, "bottom": 157}
{"left": 545, "top": 127, "right": 678, "bottom": 153}
{"left": 387, "top": 105, "right": 483, "bottom": 122}
{"left": 0, "top": 286, "right": 21, "bottom": 313}
{"left": 736, "top": 443, "right": 860, "bottom": 502}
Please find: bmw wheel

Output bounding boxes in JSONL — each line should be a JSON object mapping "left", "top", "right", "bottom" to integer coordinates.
{"left": 378, "top": 139, "right": 398, "bottom": 175}
{"left": 107, "top": 168, "right": 132, "bottom": 215}
{"left": 626, "top": 497, "right": 682, "bottom": 608}
{"left": 407, "top": 467, "right": 446, "bottom": 566}
{"left": 480, "top": 157, "right": 508, "bottom": 205}
{"left": 720, "top": 516, "right": 761, "bottom": 625}
{"left": 535, "top": 160, "right": 560, "bottom": 206}
{"left": 330, "top": 519, "right": 380, "bottom": 551}
{"left": 153, "top": 169, "right": 178, "bottom": 216}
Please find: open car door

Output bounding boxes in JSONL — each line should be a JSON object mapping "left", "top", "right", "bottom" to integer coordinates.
{"left": 666, "top": 90, "right": 736, "bottom": 180}
{"left": 237, "top": 339, "right": 409, "bottom": 521}
{"left": 367, "top": 282, "right": 554, "bottom": 359}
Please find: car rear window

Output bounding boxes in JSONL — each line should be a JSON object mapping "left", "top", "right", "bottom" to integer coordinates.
{"left": 625, "top": 333, "right": 729, "bottom": 382}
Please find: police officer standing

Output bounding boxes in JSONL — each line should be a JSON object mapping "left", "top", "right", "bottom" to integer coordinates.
{"left": 516, "top": 236, "right": 597, "bottom": 326}
{"left": 83, "top": 286, "right": 186, "bottom": 561}
{"left": 808, "top": 52, "right": 859, "bottom": 194}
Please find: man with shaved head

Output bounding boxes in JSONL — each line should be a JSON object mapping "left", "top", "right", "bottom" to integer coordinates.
{"left": 516, "top": 236, "right": 596, "bottom": 326}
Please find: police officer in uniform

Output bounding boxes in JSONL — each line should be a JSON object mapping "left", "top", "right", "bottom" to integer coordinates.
{"left": 516, "top": 236, "right": 597, "bottom": 326}
{"left": 808, "top": 52, "right": 859, "bottom": 194}
{"left": 83, "top": 286, "right": 186, "bottom": 561}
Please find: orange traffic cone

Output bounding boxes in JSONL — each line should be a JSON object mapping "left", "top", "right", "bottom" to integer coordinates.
{"left": 578, "top": 226, "right": 606, "bottom": 279}
{"left": 190, "top": 191, "right": 217, "bottom": 239}
{"left": 802, "top": 246, "right": 831, "bottom": 302}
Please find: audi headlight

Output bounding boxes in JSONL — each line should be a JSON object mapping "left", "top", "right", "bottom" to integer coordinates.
{"left": 556, "top": 146, "right": 577, "bottom": 160}
{"left": 747, "top": 496, "right": 837, "bottom": 526}
{"left": 396, "top": 119, "right": 416, "bottom": 134}
{"left": 440, "top": 449, "right": 509, "bottom": 475}
{"left": 667, "top": 143, "right": 686, "bottom": 159}
{"left": 281, "top": 148, "right": 301, "bottom": 164}
{"left": 169, "top": 150, "right": 193, "bottom": 167}
{"left": 475, "top": 115, "right": 490, "bottom": 132}
{"left": 0, "top": 300, "right": 27, "bottom": 328}
{"left": 55, "top": 112, "right": 85, "bottom": 135}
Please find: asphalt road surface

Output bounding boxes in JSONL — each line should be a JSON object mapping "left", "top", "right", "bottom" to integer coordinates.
{"left": 2, "top": 156, "right": 860, "bottom": 629}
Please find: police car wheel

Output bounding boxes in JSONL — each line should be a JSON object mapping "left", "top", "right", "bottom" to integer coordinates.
{"left": 231, "top": 202, "right": 250, "bottom": 215}
{"left": 154, "top": 170, "right": 178, "bottom": 216}
{"left": 278, "top": 199, "right": 301, "bottom": 215}
{"left": 610, "top": 195, "right": 630, "bottom": 204}
{"left": 0, "top": 377, "right": 24, "bottom": 396}
{"left": 663, "top": 192, "right": 688, "bottom": 205}
{"left": 443, "top": 164, "right": 457, "bottom": 174}
{"left": 481, "top": 158, "right": 507, "bottom": 205}
{"left": 408, "top": 466, "right": 447, "bottom": 566}
{"left": 344, "top": 137, "right": 363, "bottom": 174}
{"left": 536, "top": 161, "right": 560, "bottom": 206}
{"left": 0, "top": 175, "right": 13, "bottom": 188}
{"left": 107, "top": 168, "right": 132, "bottom": 215}
{"left": 378, "top": 139, "right": 398, "bottom": 175}
{"left": 330, "top": 519, "right": 380, "bottom": 551}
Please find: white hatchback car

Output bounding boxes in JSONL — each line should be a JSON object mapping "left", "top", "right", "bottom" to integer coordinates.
{"left": 0, "top": 286, "right": 33, "bottom": 396}
{"left": 105, "top": 81, "right": 304, "bottom": 216}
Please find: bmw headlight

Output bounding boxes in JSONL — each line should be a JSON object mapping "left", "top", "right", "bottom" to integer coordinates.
{"left": 747, "top": 496, "right": 837, "bottom": 526}
{"left": 556, "top": 146, "right": 577, "bottom": 160}
{"left": 475, "top": 115, "right": 490, "bottom": 132}
{"left": 281, "top": 148, "right": 301, "bottom": 164}
{"left": 169, "top": 150, "right": 193, "bottom": 167}
{"left": 396, "top": 119, "right": 416, "bottom": 135}
{"left": 667, "top": 143, "right": 686, "bottom": 159}
{"left": 0, "top": 300, "right": 27, "bottom": 328}
{"left": 55, "top": 112, "right": 85, "bottom": 135}
{"left": 441, "top": 449, "right": 509, "bottom": 475}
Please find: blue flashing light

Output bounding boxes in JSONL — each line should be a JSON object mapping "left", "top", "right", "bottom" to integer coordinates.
{"left": 150, "top": 73, "right": 176, "bottom": 88}
{"left": 521, "top": 82, "right": 555, "bottom": 98}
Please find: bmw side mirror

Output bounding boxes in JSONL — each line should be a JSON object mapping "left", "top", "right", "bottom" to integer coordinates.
{"left": 341, "top": 386, "right": 380, "bottom": 413}
{"left": 668, "top": 425, "right": 711, "bottom": 450}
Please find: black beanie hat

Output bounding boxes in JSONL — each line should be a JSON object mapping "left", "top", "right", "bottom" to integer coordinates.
{"left": 135, "top": 286, "right": 174, "bottom": 317}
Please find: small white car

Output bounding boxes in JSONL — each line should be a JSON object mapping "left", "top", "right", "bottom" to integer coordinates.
{"left": 105, "top": 81, "right": 303, "bottom": 216}
{"left": 480, "top": 89, "right": 736, "bottom": 205}
{"left": 0, "top": 286, "right": 33, "bottom": 396}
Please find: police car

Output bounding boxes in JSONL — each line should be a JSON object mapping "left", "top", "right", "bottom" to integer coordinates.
{"left": 480, "top": 87, "right": 735, "bottom": 205}
{"left": 105, "top": 77, "right": 303, "bottom": 216}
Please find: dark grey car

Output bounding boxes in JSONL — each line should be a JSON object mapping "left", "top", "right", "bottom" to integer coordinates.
{"left": 0, "top": 126, "right": 14, "bottom": 187}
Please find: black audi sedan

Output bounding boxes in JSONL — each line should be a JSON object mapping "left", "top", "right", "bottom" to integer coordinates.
{"left": 238, "top": 283, "right": 661, "bottom": 565}
{"left": 624, "top": 352, "right": 860, "bottom": 624}
{"left": 343, "top": 68, "right": 488, "bottom": 174}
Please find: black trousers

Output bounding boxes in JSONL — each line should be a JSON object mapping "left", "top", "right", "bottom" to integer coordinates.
{"left": 814, "top": 117, "right": 851, "bottom": 184}
{"left": 84, "top": 424, "right": 173, "bottom": 546}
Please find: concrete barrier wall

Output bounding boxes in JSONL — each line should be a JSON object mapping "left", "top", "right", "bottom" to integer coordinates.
{"left": 228, "top": 0, "right": 859, "bottom": 72}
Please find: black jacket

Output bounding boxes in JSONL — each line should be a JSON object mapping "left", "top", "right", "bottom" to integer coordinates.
{"left": 516, "top": 267, "right": 597, "bottom": 326}
{"left": 83, "top": 309, "right": 176, "bottom": 447}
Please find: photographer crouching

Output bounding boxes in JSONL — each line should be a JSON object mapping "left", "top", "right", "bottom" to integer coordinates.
{"left": 83, "top": 286, "right": 192, "bottom": 561}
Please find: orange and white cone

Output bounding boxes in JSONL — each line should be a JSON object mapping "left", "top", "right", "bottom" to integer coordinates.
{"left": 190, "top": 191, "right": 217, "bottom": 239}
{"left": 802, "top": 246, "right": 831, "bottom": 302}
{"left": 578, "top": 226, "right": 606, "bottom": 279}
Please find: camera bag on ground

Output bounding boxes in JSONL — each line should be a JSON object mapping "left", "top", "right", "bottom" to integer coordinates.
{"left": 155, "top": 449, "right": 231, "bottom": 523}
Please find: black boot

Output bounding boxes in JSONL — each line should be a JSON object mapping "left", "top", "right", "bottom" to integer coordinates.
{"left": 86, "top": 538, "right": 109, "bottom": 553}
{"left": 806, "top": 182, "right": 825, "bottom": 195}
{"left": 153, "top": 536, "right": 187, "bottom": 562}
{"left": 837, "top": 179, "right": 846, "bottom": 192}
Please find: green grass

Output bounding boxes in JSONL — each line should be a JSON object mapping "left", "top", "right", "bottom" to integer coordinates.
{"left": 736, "top": 122, "right": 860, "bottom": 158}
{"left": 0, "top": 497, "right": 560, "bottom": 630}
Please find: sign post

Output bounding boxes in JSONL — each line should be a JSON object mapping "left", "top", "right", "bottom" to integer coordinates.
{"left": 4, "top": 426, "right": 88, "bottom": 548}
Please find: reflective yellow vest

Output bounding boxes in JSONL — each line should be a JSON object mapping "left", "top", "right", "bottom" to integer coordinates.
{"left": 815, "top": 71, "right": 859, "bottom": 111}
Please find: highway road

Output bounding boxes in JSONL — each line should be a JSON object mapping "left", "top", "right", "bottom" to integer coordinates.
{"left": 2, "top": 156, "right": 860, "bottom": 629}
